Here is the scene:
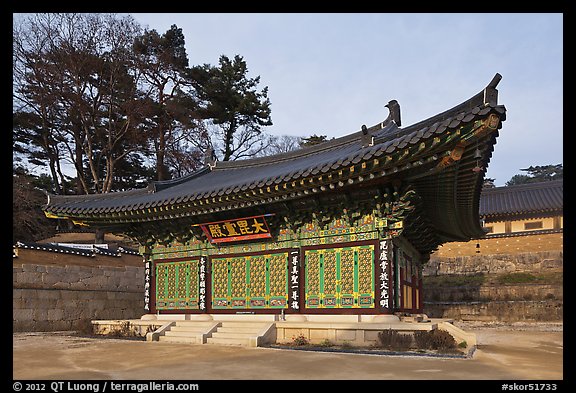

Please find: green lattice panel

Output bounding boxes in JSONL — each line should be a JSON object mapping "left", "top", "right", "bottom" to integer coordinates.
{"left": 248, "top": 255, "right": 267, "bottom": 308}
{"left": 155, "top": 260, "right": 199, "bottom": 310}
{"left": 305, "top": 245, "right": 374, "bottom": 309}
{"left": 211, "top": 253, "right": 289, "bottom": 309}
{"left": 305, "top": 251, "right": 321, "bottom": 308}
{"left": 339, "top": 248, "right": 355, "bottom": 308}
{"left": 230, "top": 257, "right": 247, "bottom": 307}
{"left": 269, "top": 254, "right": 286, "bottom": 297}
{"left": 322, "top": 250, "right": 338, "bottom": 308}
{"left": 211, "top": 259, "right": 230, "bottom": 308}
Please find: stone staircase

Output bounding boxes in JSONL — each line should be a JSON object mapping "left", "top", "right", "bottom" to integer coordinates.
{"left": 158, "top": 320, "right": 219, "bottom": 344}
{"left": 153, "top": 320, "right": 275, "bottom": 347}
{"left": 207, "top": 321, "right": 273, "bottom": 347}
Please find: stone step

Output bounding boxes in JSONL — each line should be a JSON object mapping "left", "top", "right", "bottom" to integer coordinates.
{"left": 216, "top": 326, "right": 263, "bottom": 334}
{"left": 206, "top": 336, "right": 251, "bottom": 346}
{"left": 211, "top": 332, "right": 256, "bottom": 339}
{"left": 164, "top": 331, "right": 202, "bottom": 337}
{"left": 158, "top": 335, "right": 198, "bottom": 344}
{"left": 170, "top": 326, "right": 211, "bottom": 333}
{"left": 174, "top": 321, "right": 217, "bottom": 327}
{"left": 218, "top": 322, "right": 269, "bottom": 329}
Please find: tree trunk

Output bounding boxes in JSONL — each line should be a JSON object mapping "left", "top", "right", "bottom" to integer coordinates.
{"left": 223, "top": 120, "right": 236, "bottom": 161}
{"left": 48, "top": 157, "right": 62, "bottom": 195}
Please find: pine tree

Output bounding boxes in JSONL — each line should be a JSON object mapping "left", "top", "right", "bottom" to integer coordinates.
{"left": 192, "top": 55, "right": 272, "bottom": 161}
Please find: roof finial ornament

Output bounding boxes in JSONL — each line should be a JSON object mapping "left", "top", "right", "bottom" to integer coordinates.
{"left": 483, "top": 73, "right": 502, "bottom": 106}
{"left": 382, "top": 100, "right": 401, "bottom": 127}
{"left": 204, "top": 146, "right": 217, "bottom": 169}
{"left": 360, "top": 124, "right": 373, "bottom": 147}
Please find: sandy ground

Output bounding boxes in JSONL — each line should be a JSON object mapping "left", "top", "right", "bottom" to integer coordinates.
{"left": 13, "top": 322, "right": 564, "bottom": 381}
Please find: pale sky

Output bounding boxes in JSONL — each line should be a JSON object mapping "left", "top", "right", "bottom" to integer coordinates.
{"left": 17, "top": 12, "right": 561, "bottom": 186}
{"left": 127, "top": 13, "right": 562, "bottom": 186}
{"left": 127, "top": 13, "right": 563, "bottom": 186}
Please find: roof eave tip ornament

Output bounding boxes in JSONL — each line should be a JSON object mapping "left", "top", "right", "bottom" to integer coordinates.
{"left": 204, "top": 146, "right": 217, "bottom": 170}
{"left": 361, "top": 124, "right": 374, "bottom": 147}
{"left": 382, "top": 100, "right": 401, "bottom": 128}
{"left": 483, "top": 73, "right": 502, "bottom": 107}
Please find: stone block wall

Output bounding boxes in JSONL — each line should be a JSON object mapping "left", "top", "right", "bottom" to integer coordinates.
{"left": 425, "top": 283, "right": 562, "bottom": 303}
{"left": 424, "top": 250, "right": 563, "bottom": 276}
{"left": 424, "top": 300, "right": 563, "bottom": 322}
{"left": 423, "top": 236, "right": 563, "bottom": 322}
{"left": 13, "top": 263, "right": 144, "bottom": 332}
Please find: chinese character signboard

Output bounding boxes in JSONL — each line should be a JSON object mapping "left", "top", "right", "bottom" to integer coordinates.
{"left": 289, "top": 250, "right": 300, "bottom": 310}
{"left": 378, "top": 240, "right": 392, "bottom": 311}
{"left": 199, "top": 256, "right": 207, "bottom": 311}
{"left": 143, "top": 256, "right": 151, "bottom": 311}
{"left": 200, "top": 215, "right": 272, "bottom": 244}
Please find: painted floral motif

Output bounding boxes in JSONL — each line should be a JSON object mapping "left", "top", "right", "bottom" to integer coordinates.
{"left": 249, "top": 256, "right": 266, "bottom": 297}
{"left": 212, "top": 260, "right": 228, "bottom": 298}
{"left": 306, "top": 252, "right": 320, "bottom": 294}
{"left": 305, "top": 245, "right": 374, "bottom": 309}
{"left": 323, "top": 251, "right": 337, "bottom": 294}
{"left": 230, "top": 258, "right": 246, "bottom": 297}
{"left": 166, "top": 264, "right": 177, "bottom": 298}
{"left": 269, "top": 254, "right": 286, "bottom": 297}
{"left": 340, "top": 249, "right": 355, "bottom": 293}
{"left": 212, "top": 253, "right": 289, "bottom": 309}
{"left": 358, "top": 248, "right": 373, "bottom": 294}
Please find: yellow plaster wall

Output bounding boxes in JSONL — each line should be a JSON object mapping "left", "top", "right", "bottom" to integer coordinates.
{"left": 510, "top": 217, "right": 555, "bottom": 232}
{"left": 432, "top": 232, "right": 563, "bottom": 258}
{"left": 485, "top": 221, "right": 506, "bottom": 234}
{"left": 484, "top": 215, "right": 561, "bottom": 235}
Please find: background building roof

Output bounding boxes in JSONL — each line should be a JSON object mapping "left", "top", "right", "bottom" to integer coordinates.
{"left": 480, "top": 179, "right": 563, "bottom": 219}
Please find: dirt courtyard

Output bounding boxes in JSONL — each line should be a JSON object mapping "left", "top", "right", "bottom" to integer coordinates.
{"left": 13, "top": 322, "right": 563, "bottom": 381}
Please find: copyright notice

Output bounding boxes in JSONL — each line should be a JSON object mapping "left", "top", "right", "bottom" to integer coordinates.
{"left": 502, "top": 383, "right": 557, "bottom": 391}
{"left": 13, "top": 382, "right": 200, "bottom": 393}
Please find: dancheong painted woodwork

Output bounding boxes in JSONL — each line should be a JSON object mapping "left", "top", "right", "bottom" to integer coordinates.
{"left": 211, "top": 252, "right": 289, "bottom": 309}
{"left": 304, "top": 245, "right": 375, "bottom": 309}
{"left": 43, "top": 74, "right": 507, "bottom": 315}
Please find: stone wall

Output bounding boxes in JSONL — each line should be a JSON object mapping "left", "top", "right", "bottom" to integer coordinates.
{"left": 13, "top": 262, "right": 144, "bottom": 332}
{"left": 424, "top": 300, "right": 563, "bottom": 322}
{"left": 423, "top": 234, "right": 563, "bottom": 322}
{"left": 424, "top": 250, "right": 563, "bottom": 276}
{"left": 425, "top": 283, "right": 562, "bottom": 302}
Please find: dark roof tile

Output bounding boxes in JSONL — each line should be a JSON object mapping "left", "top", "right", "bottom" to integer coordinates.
{"left": 44, "top": 75, "right": 507, "bottom": 218}
{"left": 448, "top": 119, "right": 461, "bottom": 128}
{"left": 480, "top": 180, "right": 563, "bottom": 217}
{"left": 428, "top": 122, "right": 439, "bottom": 134}
{"left": 478, "top": 106, "right": 491, "bottom": 116}
{"left": 435, "top": 124, "right": 447, "bottom": 134}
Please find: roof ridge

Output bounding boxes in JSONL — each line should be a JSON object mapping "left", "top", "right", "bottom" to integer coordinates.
{"left": 399, "top": 73, "right": 502, "bottom": 135}
{"left": 46, "top": 187, "right": 150, "bottom": 205}
{"left": 483, "top": 179, "right": 563, "bottom": 194}
{"left": 212, "top": 130, "right": 365, "bottom": 171}
{"left": 151, "top": 166, "right": 212, "bottom": 192}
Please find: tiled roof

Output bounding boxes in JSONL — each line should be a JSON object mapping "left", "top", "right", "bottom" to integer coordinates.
{"left": 13, "top": 241, "right": 141, "bottom": 258}
{"left": 42, "top": 74, "right": 507, "bottom": 254}
{"left": 480, "top": 179, "right": 563, "bottom": 218}
{"left": 45, "top": 75, "right": 506, "bottom": 222}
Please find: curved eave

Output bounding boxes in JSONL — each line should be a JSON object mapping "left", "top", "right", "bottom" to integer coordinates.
{"left": 44, "top": 75, "right": 506, "bottom": 237}
{"left": 406, "top": 117, "right": 504, "bottom": 251}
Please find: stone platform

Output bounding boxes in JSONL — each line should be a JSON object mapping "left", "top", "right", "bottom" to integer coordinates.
{"left": 92, "top": 313, "right": 476, "bottom": 349}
